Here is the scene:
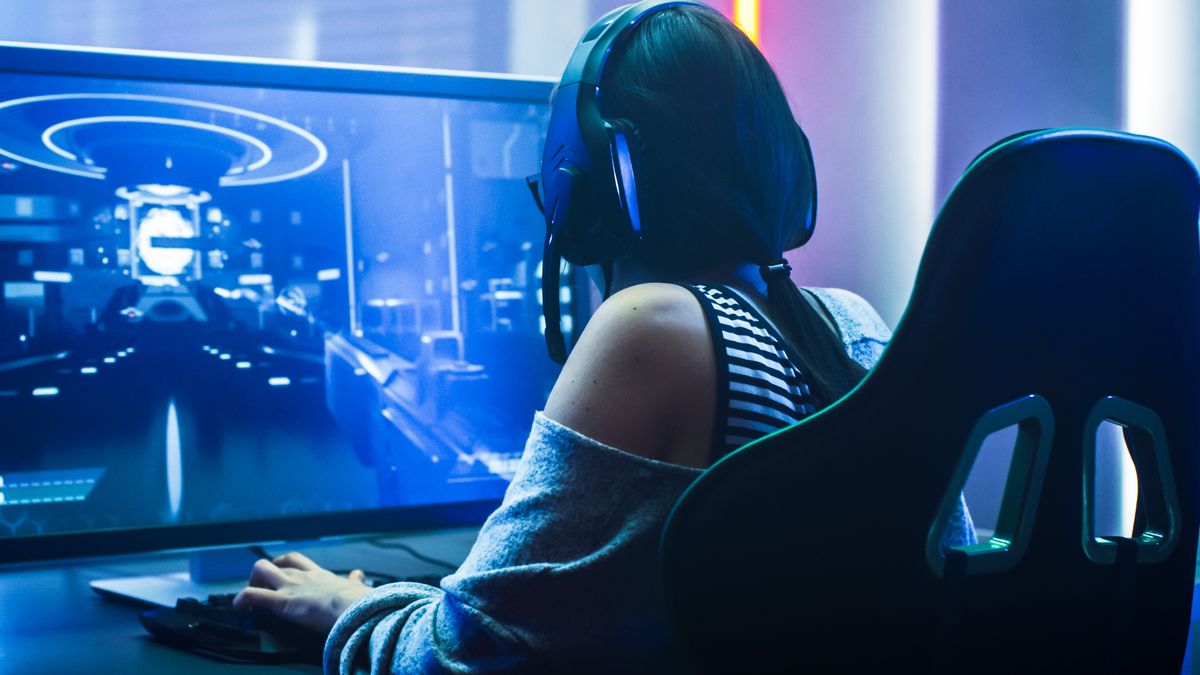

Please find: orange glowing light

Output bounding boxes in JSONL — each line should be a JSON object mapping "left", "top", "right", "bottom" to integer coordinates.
{"left": 733, "top": 0, "right": 759, "bottom": 44}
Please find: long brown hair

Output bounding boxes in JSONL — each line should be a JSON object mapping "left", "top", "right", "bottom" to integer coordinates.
{"left": 603, "top": 5, "right": 866, "bottom": 405}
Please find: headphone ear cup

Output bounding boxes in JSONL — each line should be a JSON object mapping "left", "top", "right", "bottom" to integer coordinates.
{"left": 604, "top": 118, "right": 647, "bottom": 251}
{"left": 794, "top": 125, "right": 817, "bottom": 248}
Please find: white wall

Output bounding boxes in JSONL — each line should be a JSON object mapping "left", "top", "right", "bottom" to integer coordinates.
{"left": 761, "top": 0, "right": 939, "bottom": 327}
{"left": 936, "top": 0, "right": 1125, "bottom": 204}
{"left": 509, "top": 0, "right": 589, "bottom": 77}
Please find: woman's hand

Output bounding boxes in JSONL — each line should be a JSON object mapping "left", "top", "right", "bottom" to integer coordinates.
{"left": 233, "top": 551, "right": 372, "bottom": 634}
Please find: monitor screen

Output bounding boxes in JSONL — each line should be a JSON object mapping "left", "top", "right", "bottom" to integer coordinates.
{"left": 0, "top": 44, "right": 568, "bottom": 561}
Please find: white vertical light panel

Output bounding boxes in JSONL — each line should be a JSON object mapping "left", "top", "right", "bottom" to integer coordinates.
{"left": 290, "top": 3, "right": 320, "bottom": 61}
{"left": 508, "top": 0, "right": 589, "bottom": 76}
{"left": 1125, "top": 0, "right": 1200, "bottom": 163}
{"left": 893, "top": 0, "right": 940, "bottom": 322}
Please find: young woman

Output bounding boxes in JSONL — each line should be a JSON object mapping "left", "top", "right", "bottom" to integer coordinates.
{"left": 235, "top": 4, "right": 975, "bottom": 672}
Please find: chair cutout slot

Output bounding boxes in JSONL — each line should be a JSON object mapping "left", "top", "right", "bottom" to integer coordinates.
{"left": 926, "top": 395, "right": 1053, "bottom": 577}
{"left": 1082, "top": 396, "right": 1179, "bottom": 564}
{"left": 1091, "top": 420, "right": 1138, "bottom": 538}
{"left": 962, "top": 425, "right": 1019, "bottom": 543}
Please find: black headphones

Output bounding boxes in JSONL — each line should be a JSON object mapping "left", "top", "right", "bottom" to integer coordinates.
{"left": 531, "top": 0, "right": 817, "bottom": 364}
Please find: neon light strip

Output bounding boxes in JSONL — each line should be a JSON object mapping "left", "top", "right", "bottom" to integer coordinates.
{"left": 733, "top": 0, "right": 759, "bottom": 45}
{"left": 42, "top": 115, "right": 272, "bottom": 171}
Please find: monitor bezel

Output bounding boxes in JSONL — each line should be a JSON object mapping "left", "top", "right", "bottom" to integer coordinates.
{"left": 0, "top": 41, "right": 558, "bottom": 565}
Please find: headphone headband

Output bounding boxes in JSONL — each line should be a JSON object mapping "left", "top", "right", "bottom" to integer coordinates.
{"left": 539, "top": 1, "right": 703, "bottom": 364}
{"left": 560, "top": 1, "right": 698, "bottom": 88}
{"left": 542, "top": 0, "right": 702, "bottom": 246}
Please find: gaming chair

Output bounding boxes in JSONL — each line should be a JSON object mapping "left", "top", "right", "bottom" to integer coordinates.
{"left": 660, "top": 129, "right": 1200, "bottom": 673}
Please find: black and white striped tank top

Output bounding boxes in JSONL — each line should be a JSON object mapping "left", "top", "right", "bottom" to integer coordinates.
{"left": 683, "top": 283, "right": 821, "bottom": 461}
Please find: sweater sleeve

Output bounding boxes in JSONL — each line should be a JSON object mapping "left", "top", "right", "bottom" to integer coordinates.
{"left": 323, "top": 413, "right": 702, "bottom": 674}
{"left": 803, "top": 286, "right": 893, "bottom": 369}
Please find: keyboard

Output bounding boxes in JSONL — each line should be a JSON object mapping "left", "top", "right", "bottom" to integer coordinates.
{"left": 140, "top": 573, "right": 445, "bottom": 664}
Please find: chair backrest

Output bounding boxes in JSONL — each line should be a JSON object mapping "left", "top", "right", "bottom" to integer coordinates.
{"left": 660, "top": 129, "right": 1200, "bottom": 673}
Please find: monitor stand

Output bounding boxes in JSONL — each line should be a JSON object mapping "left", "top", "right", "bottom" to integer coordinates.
{"left": 90, "top": 547, "right": 263, "bottom": 607}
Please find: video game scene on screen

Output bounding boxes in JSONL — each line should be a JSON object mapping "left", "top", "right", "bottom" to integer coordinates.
{"left": 0, "top": 71, "right": 564, "bottom": 538}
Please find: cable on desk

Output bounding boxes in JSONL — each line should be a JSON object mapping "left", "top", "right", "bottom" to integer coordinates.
{"left": 248, "top": 540, "right": 458, "bottom": 577}
{"left": 365, "top": 538, "right": 459, "bottom": 571}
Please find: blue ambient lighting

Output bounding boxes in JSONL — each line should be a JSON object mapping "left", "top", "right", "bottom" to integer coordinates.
{"left": 80, "top": 367, "right": 97, "bottom": 374}
{"left": 268, "top": 377, "right": 291, "bottom": 387}
{"left": 32, "top": 387, "right": 60, "bottom": 397}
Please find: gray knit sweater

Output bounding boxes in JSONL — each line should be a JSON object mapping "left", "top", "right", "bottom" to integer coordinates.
{"left": 324, "top": 288, "right": 976, "bottom": 674}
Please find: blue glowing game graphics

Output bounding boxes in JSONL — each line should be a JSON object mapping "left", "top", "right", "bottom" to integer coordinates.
{"left": 0, "top": 72, "right": 560, "bottom": 538}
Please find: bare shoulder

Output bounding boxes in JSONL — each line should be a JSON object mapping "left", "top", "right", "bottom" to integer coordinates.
{"left": 543, "top": 282, "right": 715, "bottom": 466}
{"left": 585, "top": 282, "right": 703, "bottom": 341}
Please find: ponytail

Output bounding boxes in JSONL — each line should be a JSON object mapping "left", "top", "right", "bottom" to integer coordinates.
{"left": 760, "top": 262, "right": 866, "bottom": 407}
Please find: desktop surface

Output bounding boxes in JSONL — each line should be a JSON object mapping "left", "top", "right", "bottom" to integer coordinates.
{"left": 0, "top": 527, "right": 478, "bottom": 674}
{"left": 4, "top": 530, "right": 1200, "bottom": 672}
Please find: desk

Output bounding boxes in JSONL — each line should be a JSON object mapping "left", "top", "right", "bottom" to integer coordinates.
{"left": 5, "top": 534, "right": 1200, "bottom": 674}
{"left": 0, "top": 528, "right": 479, "bottom": 674}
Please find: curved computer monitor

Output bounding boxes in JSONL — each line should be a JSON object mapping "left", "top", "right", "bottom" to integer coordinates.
{"left": 0, "top": 42, "right": 575, "bottom": 564}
